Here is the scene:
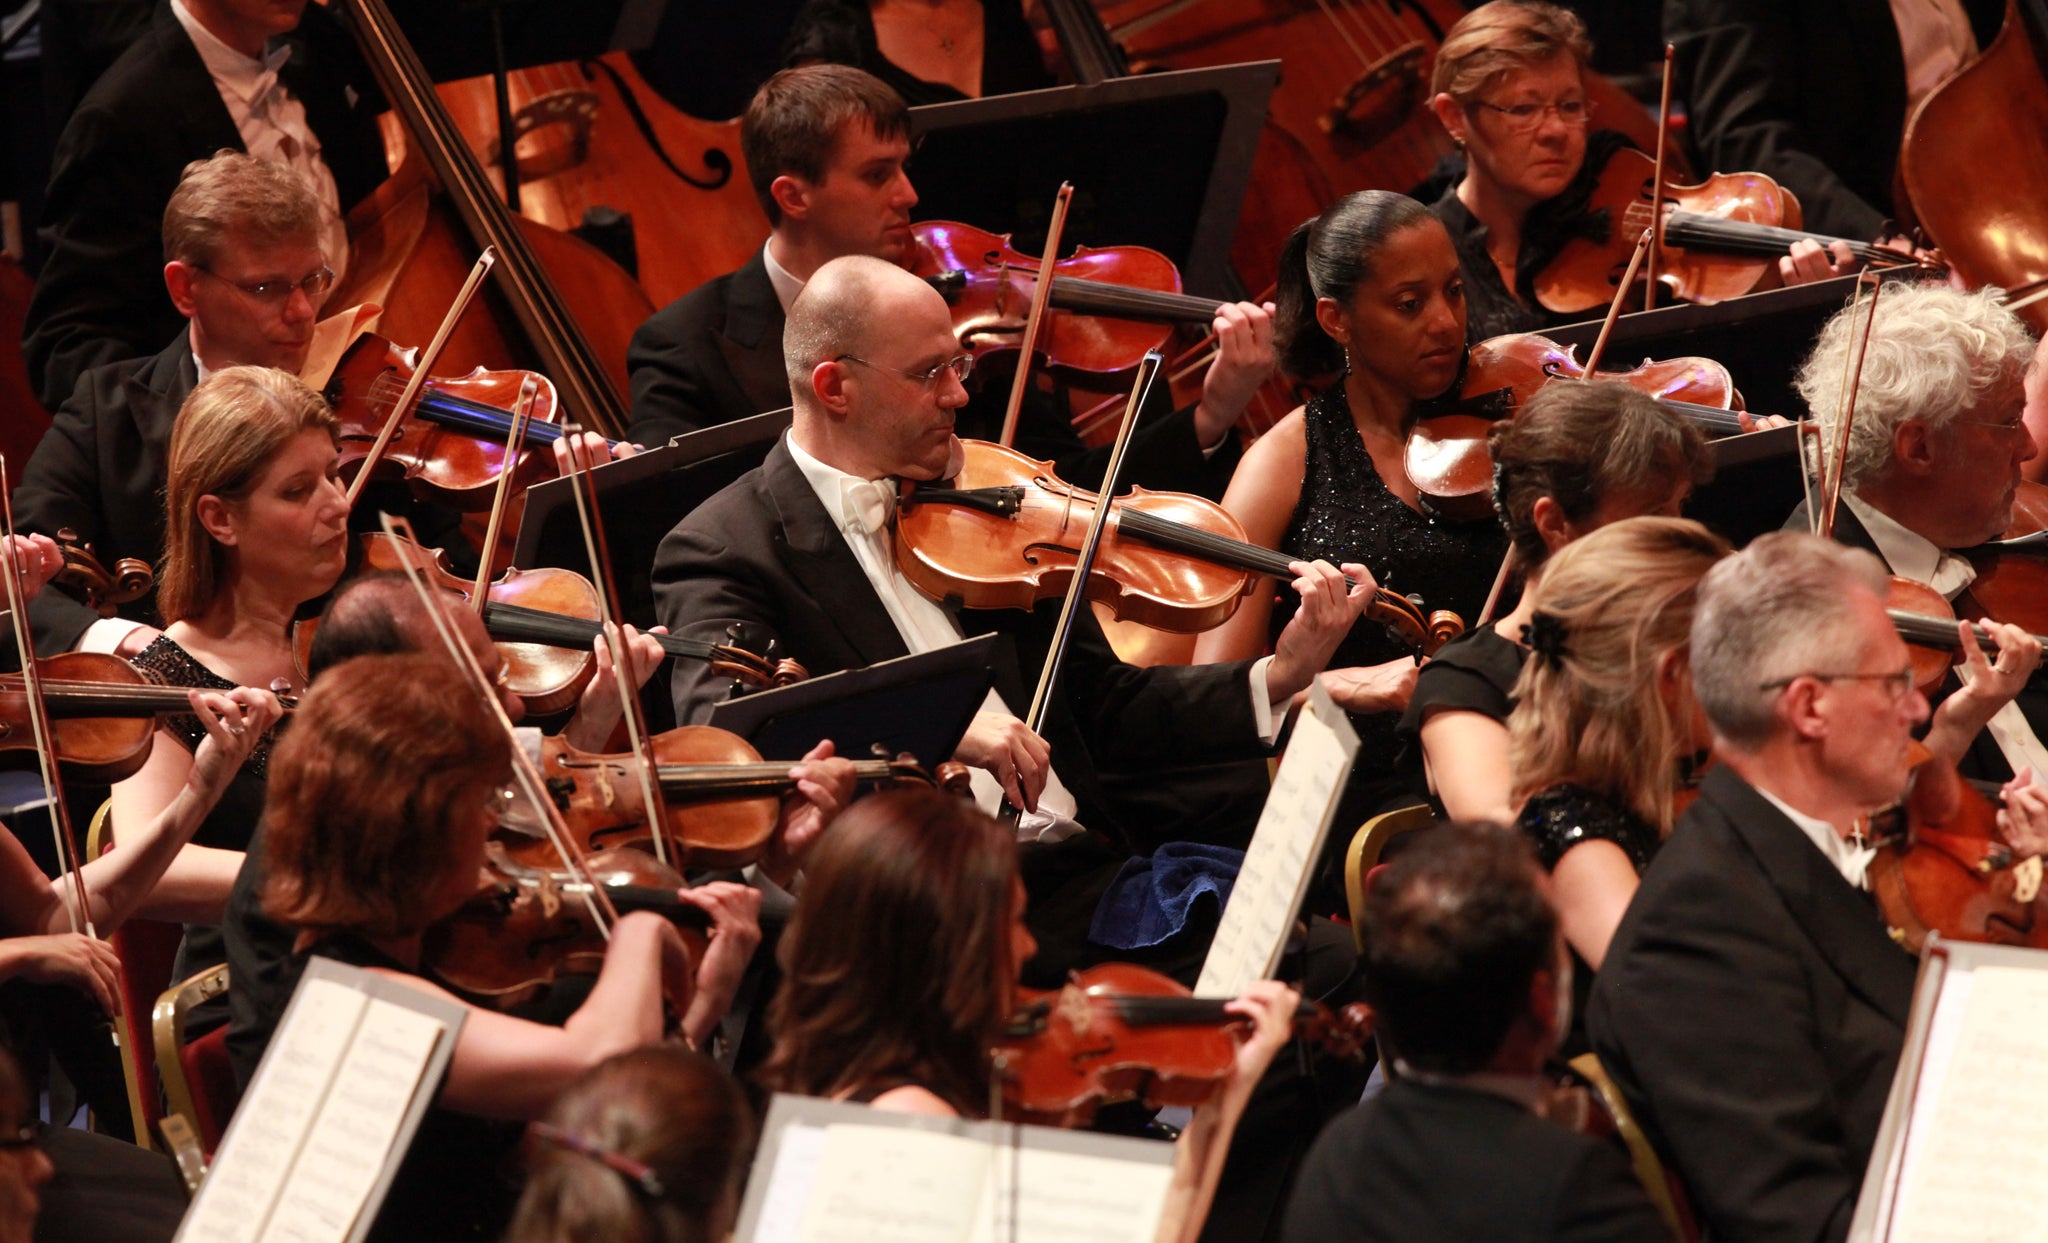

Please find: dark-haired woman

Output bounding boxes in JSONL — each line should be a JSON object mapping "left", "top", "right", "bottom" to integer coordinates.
{"left": 233, "top": 652, "right": 750, "bottom": 1243}
{"left": 1398, "top": 380, "right": 1710, "bottom": 824}
{"left": 764, "top": 788, "right": 1294, "bottom": 1242}
{"left": 1195, "top": 190, "right": 1505, "bottom": 815}
{"left": 505, "top": 1047, "right": 755, "bottom": 1243}
{"left": 781, "top": 0, "right": 1053, "bottom": 106}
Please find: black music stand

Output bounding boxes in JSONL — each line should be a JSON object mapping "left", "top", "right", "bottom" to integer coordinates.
{"left": 905, "top": 62, "right": 1279, "bottom": 300}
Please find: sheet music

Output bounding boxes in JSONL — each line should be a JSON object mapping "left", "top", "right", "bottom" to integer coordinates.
{"left": 797, "top": 1126, "right": 992, "bottom": 1243}
{"left": 177, "top": 978, "right": 369, "bottom": 1243}
{"left": 749, "top": 1122, "right": 830, "bottom": 1243}
{"left": 984, "top": 1141, "right": 1174, "bottom": 1243}
{"left": 1195, "top": 681, "right": 1359, "bottom": 998}
{"left": 1890, "top": 964, "right": 2048, "bottom": 1243}
{"left": 261, "top": 1000, "right": 447, "bottom": 1242}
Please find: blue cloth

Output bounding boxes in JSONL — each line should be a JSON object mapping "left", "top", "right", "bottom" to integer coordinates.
{"left": 1088, "top": 842, "right": 1244, "bottom": 950}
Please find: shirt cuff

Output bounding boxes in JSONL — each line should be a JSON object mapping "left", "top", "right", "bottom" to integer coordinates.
{"left": 1249, "top": 655, "right": 1290, "bottom": 746}
{"left": 80, "top": 618, "right": 146, "bottom": 656}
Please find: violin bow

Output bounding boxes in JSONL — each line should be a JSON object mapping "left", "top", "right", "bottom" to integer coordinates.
{"left": 0, "top": 460, "right": 94, "bottom": 939}
{"left": 996, "top": 182, "right": 1075, "bottom": 449}
{"left": 344, "top": 247, "right": 497, "bottom": 509}
{"left": 1020, "top": 350, "right": 1164, "bottom": 735}
{"left": 469, "top": 374, "right": 540, "bottom": 607}
{"left": 1819, "top": 271, "right": 1885, "bottom": 540}
{"left": 1581, "top": 230, "right": 1652, "bottom": 377}
{"left": 557, "top": 430, "right": 676, "bottom": 869}
{"left": 1644, "top": 44, "right": 1676, "bottom": 315}
{"left": 375, "top": 510, "right": 619, "bottom": 935}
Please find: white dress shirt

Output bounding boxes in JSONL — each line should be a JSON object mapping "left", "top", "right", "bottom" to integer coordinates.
{"left": 170, "top": 0, "right": 349, "bottom": 285}
{"left": 1847, "top": 492, "right": 2048, "bottom": 779}
{"left": 784, "top": 432, "right": 1286, "bottom": 841}
{"left": 1757, "top": 786, "right": 1878, "bottom": 890}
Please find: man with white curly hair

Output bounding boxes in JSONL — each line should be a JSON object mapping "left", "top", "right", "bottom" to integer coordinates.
{"left": 1788, "top": 282, "right": 2047, "bottom": 784}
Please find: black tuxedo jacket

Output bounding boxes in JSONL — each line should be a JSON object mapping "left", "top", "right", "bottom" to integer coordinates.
{"left": 15, "top": 332, "right": 196, "bottom": 652}
{"left": 649, "top": 438, "right": 1267, "bottom": 846}
{"left": 1589, "top": 766, "right": 1917, "bottom": 1243}
{"left": 1667, "top": 0, "right": 2004, "bottom": 242}
{"left": 24, "top": 2, "right": 386, "bottom": 408}
{"left": 625, "top": 252, "right": 1239, "bottom": 498}
{"left": 1280, "top": 1080, "right": 1668, "bottom": 1243}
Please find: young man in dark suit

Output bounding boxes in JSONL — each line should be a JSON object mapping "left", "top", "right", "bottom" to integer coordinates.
{"left": 23, "top": 0, "right": 384, "bottom": 409}
{"left": 625, "top": 63, "right": 1274, "bottom": 499}
{"left": 1591, "top": 531, "right": 2048, "bottom": 1243}
{"left": 17, "top": 151, "right": 332, "bottom": 659}
{"left": 1281, "top": 823, "right": 1668, "bottom": 1243}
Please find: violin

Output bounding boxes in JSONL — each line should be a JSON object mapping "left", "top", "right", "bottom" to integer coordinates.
{"left": 897, "top": 439, "right": 1465, "bottom": 652}
{"left": 46, "top": 531, "right": 152, "bottom": 618}
{"left": 993, "top": 962, "right": 1370, "bottom": 1127}
{"left": 326, "top": 332, "right": 626, "bottom": 512}
{"left": 291, "top": 533, "right": 802, "bottom": 712}
{"left": 1954, "top": 480, "right": 2048, "bottom": 638}
{"left": 1404, "top": 333, "right": 1758, "bottom": 522}
{"left": 1534, "top": 148, "right": 1928, "bottom": 315}
{"left": 1884, "top": 576, "right": 2048, "bottom": 694}
{"left": 1867, "top": 742, "right": 2047, "bottom": 953}
{"left": 422, "top": 844, "right": 709, "bottom": 1012}
{"left": 0, "top": 652, "right": 268, "bottom": 783}
{"left": 491, "top": 729, "right": 962, "bottom": 872}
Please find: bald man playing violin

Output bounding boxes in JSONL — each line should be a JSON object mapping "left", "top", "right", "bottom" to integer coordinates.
{"left": 653, "top": 254, "right": 1372, "bottom": 976}
{"left": 1786, "top": 283, "right": 2048, "bottom": 790}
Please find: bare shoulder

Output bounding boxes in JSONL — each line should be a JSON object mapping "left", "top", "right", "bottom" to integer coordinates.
{"left": 864, "top": 1085, "right": 960, "bottom": 1118}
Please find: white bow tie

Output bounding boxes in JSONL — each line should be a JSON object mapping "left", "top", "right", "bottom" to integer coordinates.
{"left": 842, "top": 478, "right": 897, "bottom": 537}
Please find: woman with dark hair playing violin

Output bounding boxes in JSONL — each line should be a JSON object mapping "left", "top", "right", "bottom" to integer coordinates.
{"left": 761, "top": 787, "right": 1295, "bottom": 1243}
{"left": 1426, "top": 0, "right": 1860, "bottom": 342}
{"left": 1195, "top": 191, "right": 1502, "bottom": 819}
{"left": 234, "top": 652, "right": 719, "bottom": 1243}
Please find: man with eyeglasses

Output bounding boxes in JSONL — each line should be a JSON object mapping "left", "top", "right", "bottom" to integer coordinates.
{"left": 22, "top": 0, "right": 384, "bottom": 411}
{"left": 627, "top": 64, "right": 1271, "bottom": 500}
{"left": 15, "top": 152, "right": 347, "bottom": 659}
{"left": 655, "top": 254, "right": 1373, "bottom": 976}
{"left": 1786, "top": 282, "right": 2048, "bottom": 789}
{"left": 1589, "top": 530, "right": 2048, "bottom": 1243}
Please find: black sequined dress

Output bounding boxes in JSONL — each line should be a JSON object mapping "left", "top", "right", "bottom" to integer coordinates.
{"left": 132, "top": 634, "right": 278, "bottom": 1006}
{"left": 1277, "top": 383, "right": 1509, "bottom": 812}
{"left": 1515, "top": 782, "right": 1662, "bottom": 1056}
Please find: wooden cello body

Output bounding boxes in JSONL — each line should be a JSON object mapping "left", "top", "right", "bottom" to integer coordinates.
{"left": 1899, "top": 0, "right": 2048, "bottom": 333}
{"left": 401, "top": 52, "right": 771, "bottom": 309}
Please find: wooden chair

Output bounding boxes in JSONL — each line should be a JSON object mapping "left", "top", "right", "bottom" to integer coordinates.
{"left": 87, "top": 801, "right": 185, "bottom": 1150}
{"left": 1342, "top": 804, "right": 1435, "bottom": 953}
{"left": 1568, "top": 1052, "right": 1700, "bottom": 1243}
{"left": 153, "top": 964, "right": 234, "bottom": 1156}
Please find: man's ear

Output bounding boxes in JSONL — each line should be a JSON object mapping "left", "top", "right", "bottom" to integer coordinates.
{"left": 811, "top": 358, "right": 853, "bottom": 415}
{"left": 165, "top": 261, "right": 201, "bottom": 318}
{"left": 770, "top": 173, "right": 812, "bottom": 226}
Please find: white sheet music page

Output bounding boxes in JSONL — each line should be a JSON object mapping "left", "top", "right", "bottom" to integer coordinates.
{"left": 1890, "top": 963, "right": 2048, "bottom": 1243}
{"left": 796, "top": 1125, "right": 990, "bottom": 1243}
{"left": 982, "top": 1138, "right": 1175, "bottom": 1243}
{"left": 1195, "top": 679, "right": 1359, "bottom": 999}
{"left": 259, "top": 999, "right": 447, "bottom": 1242}
{"left": 177, "top": 978, "right": 369, "bottom": 1243}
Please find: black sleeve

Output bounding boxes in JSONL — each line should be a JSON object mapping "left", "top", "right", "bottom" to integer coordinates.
{"left": 1665, "top": 0, "right": 1890, "bottom": 242}
{"left": 650, "top": 518, "right": 785, "bottom": 726}
{"left": 14, "top": 386, "right": 116, "bottom": 653}
{"left": 1054, "top": 606, "right": 1265, "bottom": 770}
{"left": 626, "top": 302, "right": 724, "bottom": 448}
{"left": 1552, "top": 1136, "right": 1681, "bottom": 1243}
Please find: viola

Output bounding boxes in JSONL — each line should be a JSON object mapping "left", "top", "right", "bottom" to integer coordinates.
{"left": 912, "top": 221, "right": 1226, "bottom": 384}
{"left": 326, "top": 332, "right": 626, "bottom": 512}
{"left": 1868, "top": 743, "right": 2047, "bottom": 953}
{"left": 0, "top": 652, "right": 267, "bottom": 783}
{"left": 491, "top": 729, "right": 960, "bottom": 872}
{"left": 993, "top": 962, "right": 1370, "bottom": 1127}
{"left": 1403, "top": 333, "right": 1760, "bottom": 521}
{"left": 422, "top": 845, "right": 709, "bottom": 1012}
{"left": 896, "top": 439, "right": 1465, "bottom": 651}
{"left": 1956, "top": 480, "right": 2048, "bottom": 637}
{"left": 1534, "top": 148, "right": 1928, "bottom": 315}
{"left": 291, "top": 533, "right": 802, "bottom": 713}
{"left": 1883, "top": 576, "right": 2048, "bottom": 694}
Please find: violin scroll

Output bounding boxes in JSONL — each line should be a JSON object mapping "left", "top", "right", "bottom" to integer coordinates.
{"left": 50, "top": 530, "right": 154, "bottom": 618}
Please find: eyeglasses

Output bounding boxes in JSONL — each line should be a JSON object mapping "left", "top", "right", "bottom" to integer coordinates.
{"left": 836, "top": 353, "right": 975, "bottom": 390}
{"left": 195, "top": 264, "right": 336, "bottom": 305}
{"left": 1758, "top": 666, "right": 1917, "bottom": 700}
{"left": 1952, "top": 414, "right": 2031, "bottom": 438}
{"left": 1471, "top": 97, "right": 1593, "bottom": 134}
{"left": 0, "top": 1120, "right": 42, "bottom": 1151}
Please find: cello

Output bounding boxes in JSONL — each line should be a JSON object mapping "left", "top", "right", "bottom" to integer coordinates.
{"left": 332, "top": 0, "right": 652, "bottom": 438}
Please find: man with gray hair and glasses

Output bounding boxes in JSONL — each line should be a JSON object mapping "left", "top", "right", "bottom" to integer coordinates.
{"left": 1589, "top": 531, "right": 2048, "bottom": 1243}
{"left": 1789, "top": 282, "right": 2045, "bottom": 786}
